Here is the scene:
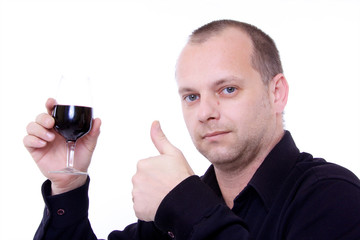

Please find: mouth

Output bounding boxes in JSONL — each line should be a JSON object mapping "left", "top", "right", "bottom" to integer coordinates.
{"left": 203, "top": 131, "right": 230, "bottom": 139}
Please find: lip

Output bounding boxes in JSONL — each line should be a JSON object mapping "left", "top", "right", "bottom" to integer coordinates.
{"left": 203, "top": 131, "right": 230, "bottom": 139}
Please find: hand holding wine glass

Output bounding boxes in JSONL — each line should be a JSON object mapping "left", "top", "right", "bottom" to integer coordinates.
{"left": 50, "top": 74, "right": 95, "bottom": 175}
{"left": 24, "top": 76, "right": 101, "bottom": 195}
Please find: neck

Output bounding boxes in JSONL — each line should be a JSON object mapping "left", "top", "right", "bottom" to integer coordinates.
{"left": 214, "top": 128, "right": 285, "bottom": 209}
{"left": 214, "top": 156, "right": 262, "bottom": 208}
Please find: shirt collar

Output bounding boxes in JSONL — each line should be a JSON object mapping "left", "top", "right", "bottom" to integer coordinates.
{"left": 248, "top": 130, "right": 300, "bottom": 210}
{"left": 202, "top": 131, "right": 300, "bottom": 210}
{"left": 201, "top": 165, "right": 223, "bottom": 199}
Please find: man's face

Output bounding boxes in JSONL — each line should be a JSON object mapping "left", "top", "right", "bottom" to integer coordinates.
{"left": 176, "top": 28, "right": 277, "bottom": 169}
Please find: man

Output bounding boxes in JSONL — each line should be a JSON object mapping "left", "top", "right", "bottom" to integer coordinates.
{"left": 24, "top": 20, "right": 360, "bottom": 239}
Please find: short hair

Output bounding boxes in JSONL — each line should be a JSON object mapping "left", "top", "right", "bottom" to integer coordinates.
{"left": 189, "top": 20, "right": 283, "bottom": 84}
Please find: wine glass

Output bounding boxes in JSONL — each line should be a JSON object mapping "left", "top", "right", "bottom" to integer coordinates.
{"left": 50, "top": 74, "right": 93, "bottom": 175}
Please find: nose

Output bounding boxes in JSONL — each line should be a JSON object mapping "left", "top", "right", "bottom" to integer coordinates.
{"left": 197, "top": 95, "right": 220, "bottom": 123}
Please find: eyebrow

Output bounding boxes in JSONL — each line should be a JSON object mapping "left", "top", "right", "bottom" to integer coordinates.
{"left": 178, "top": 75, "right": 244, "bottom": 95}
{"left": 178, "top": 87, "right": 195, "bottom": 96}
{"left": 215, "top": 76, "right": 245, "bottom": 85}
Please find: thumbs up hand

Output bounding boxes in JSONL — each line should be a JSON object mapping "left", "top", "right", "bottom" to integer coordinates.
{"left": 132, "top": 121, "right": 194, "bottom": 222}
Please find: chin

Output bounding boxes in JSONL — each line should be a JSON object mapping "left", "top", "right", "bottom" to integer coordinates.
{"left": 200, "top": 144, "right": 249, "bottom": 169}
{"left": 201, "top": 148, "right": 237, "bottom": 165}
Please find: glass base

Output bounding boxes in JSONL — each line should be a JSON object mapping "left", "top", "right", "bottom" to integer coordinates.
{"left": 49, "top": 167, "right": 88, "bottom": 175}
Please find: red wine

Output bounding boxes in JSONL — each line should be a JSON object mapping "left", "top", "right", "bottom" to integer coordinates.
{"left": 52, "top": 105, "right": 93, "bottom": 141}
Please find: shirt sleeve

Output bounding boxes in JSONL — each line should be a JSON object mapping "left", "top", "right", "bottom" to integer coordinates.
{"left": 34, "top": 175, "right": 251, "bottom": 240}
{"left": 154, "top": 175, "right": 251, "bottom": 240}
{"left": 34, "top": 178, "right": 169, "bottom": 240}
{"left": 34, "top": 177, "right": 98, "bottom": 240}
{"left": 283, "top": 164, "right": 360, "bottom": 239}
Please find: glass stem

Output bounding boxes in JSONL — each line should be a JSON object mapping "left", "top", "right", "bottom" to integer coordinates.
{"left": 66, "top": 141, "right": 76, "bottom": 169}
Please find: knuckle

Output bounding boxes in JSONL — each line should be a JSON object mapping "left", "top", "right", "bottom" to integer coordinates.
{"left": 35, "top": 113, "right": 46, "bottom": 123}
{"left": 26, "top": 121, "right": 47, "bottom": 139}
{"left": 26, "top": 122, "right": 34, "bottom": 133}
{"left": 36, "top": 113, "right": 54, "bottom": 128}
{"left": 131, "top": 174, "right": 143, "bottom": 186}
{"left": 136, "top": 159, "right": 146, "bottom": 170}
{"left": 172, "top": 147, "right": 183, "bottom": 156}
{"left": 137, "top": 157, "right": 154, "bottom": 169}
{"left": 137, "top": 158, "right": 145, "bottom": 166}
{"left": 23, "top": 135, "right": 30, "bottom": 146}
{"left": 133, "top": 204, "right": 144, "bottom": 220}
{"left": 131, "top": 190, "right": 138, "bottom": 202}
{"left": 23, "top": 135, "right": 43, "bottom": 148}
{"left": 131, "top": 175, "right": 137, "bottom": 185}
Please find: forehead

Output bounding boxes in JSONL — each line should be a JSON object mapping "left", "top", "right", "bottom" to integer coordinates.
{"left": 176, "top": 27, "right": 256, "bottom": 87}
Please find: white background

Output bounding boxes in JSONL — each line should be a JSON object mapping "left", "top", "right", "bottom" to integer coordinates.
{"left": 1, "top": 0, "right": 359, "bottom": 239}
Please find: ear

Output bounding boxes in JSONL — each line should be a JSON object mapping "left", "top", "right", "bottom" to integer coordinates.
{"left": 269, "top": 73, "right": 289, "bottom": 114}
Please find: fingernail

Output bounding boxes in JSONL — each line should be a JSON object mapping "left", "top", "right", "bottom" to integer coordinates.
{"left": 46, "top": 132, "right": 55, "bottom": 140}
{"left": 46, "top": 117, "right": 54, "bottom": 127}
{"left": 39, "top": 139, "right": 46, "bottom": 146}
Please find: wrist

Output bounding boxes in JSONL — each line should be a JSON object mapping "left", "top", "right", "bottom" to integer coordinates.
{"left": 51, "top": 175, "right": 88, "bottom": 195}
{"left": 42, "top": 177, "right": 91, "bottom": 229}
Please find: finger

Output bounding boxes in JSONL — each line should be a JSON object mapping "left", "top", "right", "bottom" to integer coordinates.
{"left": 23, "top": 134, "right": 47, "bottom": 150}
{"left": 79, "top": 118, "right": 101, "bottom": 152}
{"left": 45, "top": 98, "right": 57, "bottom": 115}
{"left": 150, "top": 121, "right": 177, "bottom": 155}
{"left": 88, "top": 118, "right": 101, "bottom": 138}
{"left": 27, "top": 121, "right": 55, "bottom": 142}
{"left": 35, "top": 113, "right": 55, "bottom": 129}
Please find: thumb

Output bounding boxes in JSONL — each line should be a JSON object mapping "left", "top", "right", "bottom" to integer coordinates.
{"left": 88, "top": 118, "right": 101, "bottom": 138}
{"left": 81, "top": 118, "right": 101, "bottom": 152}
{"left": 150, "top": 121, "right": 177, "bottom": 155}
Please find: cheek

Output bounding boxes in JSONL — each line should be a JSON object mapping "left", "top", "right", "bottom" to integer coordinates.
{"left": 222, "top": 101, "right": 249, "bottom": 123}
{"left": 182, "top": 109, "right": 196, "bottom": 133}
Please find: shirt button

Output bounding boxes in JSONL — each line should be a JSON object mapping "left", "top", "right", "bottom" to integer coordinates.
{"left": 57, "top": 209, "right": 65, "bottom": 216}
{"left": 167, "top": 231, "right": 175, "bottom": 238}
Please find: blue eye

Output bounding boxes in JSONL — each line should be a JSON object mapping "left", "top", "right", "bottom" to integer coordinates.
{"left": 185, "top": 94, "right": 199, "bottom": 102}
{"left": 222, "top": 87, "right": 236, "bottom": 94}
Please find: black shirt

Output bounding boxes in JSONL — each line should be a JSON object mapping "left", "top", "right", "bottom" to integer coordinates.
{"left": 35, "top": 131, "right": 360, "bottom": 239}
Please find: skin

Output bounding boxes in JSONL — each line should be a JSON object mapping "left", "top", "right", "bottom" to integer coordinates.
{"left": 24, "top": 26, "right": 288, "bottom": 222}
{"left": 23, "top": 98, "right": 102, "bottom": 195}
{"left": 176, "top": 27, "right": 288, "bottom": 207}
{"left": 132, "top": 121, "right": 194, "bottom": 221}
